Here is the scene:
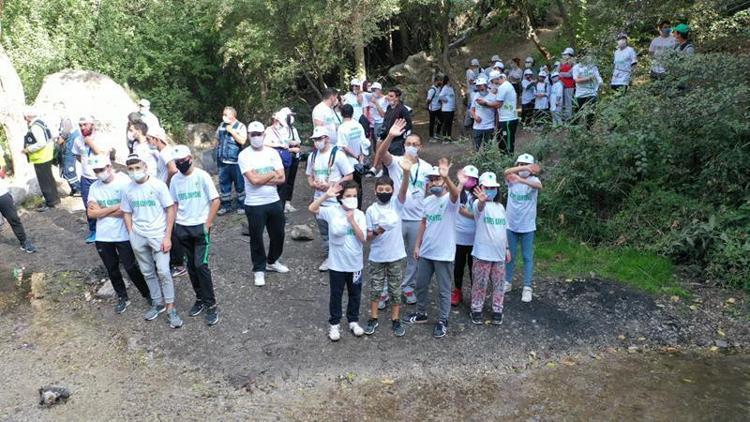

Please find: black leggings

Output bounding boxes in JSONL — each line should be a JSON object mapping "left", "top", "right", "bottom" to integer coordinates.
{"left": 454, "top": 244, "right": 474, "bottom": 289}
{"left": 95, "top": 240, "right": 150, "bottom": 300}
{"left": 0, "top": 193, "right": 27, "bottom": 244}
{"left": 428, "top": 109, "right": 441, "bottom": 138}
{"left": 440, "top": 111, "right": 455, "bottom": 138}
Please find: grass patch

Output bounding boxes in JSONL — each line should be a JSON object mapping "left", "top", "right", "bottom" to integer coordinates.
{"left": 535, "top": 232, "right": 687, "bottom": 297}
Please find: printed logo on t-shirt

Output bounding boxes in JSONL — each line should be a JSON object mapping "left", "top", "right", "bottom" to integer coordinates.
{"left": 255, "top": 166, "right": 274, "bottom": 175}
{"left": 131, "top": 198, "right": 157, "bottom": 207}
{"left": 483, "top": 216, "right": 506, "bottom": 226}
{"left": 426, "top": 213, "right": 443, "bottom": 223}
{"left": 177, "top": 190, "right": 202, "bottom": 201}
{"left": 97, "top": 197, "right": 121, "bottom": 207}
{"left": 510, "top": 192, "right": 532, "bottom": 201}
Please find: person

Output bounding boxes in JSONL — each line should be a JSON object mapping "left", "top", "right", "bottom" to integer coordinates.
{"left": 264, "top": 107, "right": 301, "bottom": 213}
{"left": 146, "top": 125, "right": 177, "bottom": 185}
{"left": 469, "top": 78, "right": 497, "bottom": 151}
{"left": 469, "top": 171, "right": 511, "bottom": 325}
{"left": 437, "top": 75, "right": 456, "bottom": 140}
{"left": 611, "top": 33, "right": 638, "bottom": 91}
{"left": 426, "top": 78, "right": 443, "bottom": 141}
{"left": 649, "top": 20, "right": 676, "bottom": 79}
{"left": 137, "top": 99, "right": 161, "bottom": 133}
{"left": 405, "top": 158, "right": 462, "bottom": 339}
{"left": 380, "top": 87, "right": 412, "bottom": 155}
{"left": 54, "top": 107, "right": 81, "bottom": 196}
{"left": 73, "top": 115, "right": 104, "bottom": 243}
{"left": 169, "top": 145, "right": 221, "bottom": 326}
{"left": 534, "top": 71, "right": 550, "bottom": 121}
{"left": 214, "top": 106, "right": 247, "bottom": 215}
{"left": 373, "top": 120, "right": 431, "bottom": 305}
{"left": 524, "top": 56, "right": 535, "bottom": 73}
{"left": 121, "top": 152, "right": 182, "bottom": 328}
{"left": 308, "top": 180, "right": 367, "bottom": 342}
{"left": 466, "top": 58, "right": 481, "bottom": 94}
{"left": 521, "top": 69, "right": 536, "bottom": 126}
{"left": 337, "top": 104, "right": 368, "bottom": 209}
{"left": 21, "top": 107, "right": 60, "bottom": 212}
{"left": 493, "top": 72, "right": 520, "bottom": 154}
{"left": 0, "top": 144, "right": 36, "bottom": 253}
{"left": 312, "top": 88, "right": 343, "bottom": 145}
{"left": 452, "top": 165, "right": 479, "bottom": 306}
{"left": 508, "top": 58, "right": 524, "bottom": 96}
{"left": 672, "top": 23, "right": 694, "bottom": 55}
{"left": 572, "top": 55, "right": 603, "bottom": 128}
{"left": 86, "top": 155, "right": 150, "bottom": 313}
{"left": 306, "top": 126, "right": 354, "bottom": 272}
{"left": 558, "top": 47, "right": 577, "bottom": 122}
{"left": 367, "top": 82, "right": 388, "bottom": 143}
{"left": 239, "top": 121, "right": 289, "bottom": 286}
{"left": 126, "top": 112, "right": 142, "bottom": 154}
{"left": 364, "top": 175, "right": 407, "bottom": 337}
{"left": 128, "top": 121, "right": 159, "bottom": 179}
{"left": 503, "top": 153, "right": 543, "bottom": 303}
{"left": 342, "top": 79, "right": 365, "bottom": 123}
{"left": 549, "top": 71, "right": 564, "bottom": 127}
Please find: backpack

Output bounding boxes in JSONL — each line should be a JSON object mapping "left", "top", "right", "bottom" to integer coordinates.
{"left": 311, "top": 146, "right": 339, "bottom": 180}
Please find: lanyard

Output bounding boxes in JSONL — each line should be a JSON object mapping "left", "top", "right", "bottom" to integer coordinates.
{"left": 410, "top": 162, "right": 419, "bottom": 187}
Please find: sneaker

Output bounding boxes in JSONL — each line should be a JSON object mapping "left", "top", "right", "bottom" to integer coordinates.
{"left": 374, "top": 169, "right": 383, "bottom": 178}
{"left": 85, "top": 232, "right": 96, "bottom": 244}
{"left": 189, "top": 301, "right": 205, "bottom": 317}
{"left": 205, "top": 305, "right": 220, "bottom": 326}
{"left": 403, "top": 289, "right": 417, "bottom": 305}
{"left": 433, "top": 320, "right": 448, "bottom": 338}
{"left": 254, "top": 272, "right": 266, "bottom": 287}
{"left": 392, "top": 320, "right": 406, "bottom": 337}
{"left": 328, "top": 324, "right": 341, "bottom": 341}
{"left": 171, "top": 266, "right": 187, "bottom": 277}
{"left": 364, "top": 318, "right": 379, "bottom": 335}
{"left": 266, "top": 261, "right": 290, "bottom": 273}
{"left": 492, "top": 312, "right": 504, "bottom": 325}
{"left": 115, "top": 297, "right": 130, "bottom": 314}
{"left": 318, "top": 258, "right": 329, "bottom": 272}
{"left": 451, "top": 288, "right": 461, "bottom": 306}
{"left": 284, "top": 203, "right": 297, "bottom": 213}
{"left": 522, "top": 286, "right": 533, "bottom": 303}
{"left": 144, "top": 304, "right": 166, "bottom": 321}
{"left": 404, "top": 312, "right": 428, "bottom": 324}
{"left": 36, "top": 205, "right": 50, "bottom": 212}
{"left": 168, "top": 309, "right": 183, "bottom": 328}
{"left": 20, "top": 240, "right": 37, "bottom": 253}
{"left": 504, "top": 281, "right": 513, "bottom": 293}
{"left": 470, "top": 311, "right": 483, "bottom": 325}
{"left": 377, "top": 294, "right": 389, "bottom": 310}
{"left": 236, "top": 208, "right": 245, "bottom": 215}
{"left": 217, "top": 207, "right": 229, "bottom": 216}
{"left": 349, "top": 322, "right": 364, "bottom": 337}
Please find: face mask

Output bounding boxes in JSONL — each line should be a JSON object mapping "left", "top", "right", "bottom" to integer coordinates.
{"left": 485, "top": 189, "right": 497, "bottom": 201}
{"left": 478, "top": 90, "right": 488, "bottom": 97}
{"left": 175, "top": 159, "right": 192, "bottom": 174}
{"left": 464, "top": 178, "right": 478, "bottom": 190}
{"left": 376, "top": 192, "right": 393, "bottom": 203}
{"left": 127, "top": 132, "right": 135, "bottom": 141}
{"left": 314, "top": 140, "right": 326, "bottom": 150}
{"left": 617, "top": 39, "right": 627, "bottom": 48}
{"left": 341, "top": 197, "right": 358, "bottom": 210}
{"left": 525, "top": 63, "right": 532, "bottom": 68}
{"left": 405, "top": 145, "right": 419, "bottom": 157}
{"left": 429, "top": 185, "right": 444, "bottom": 196}
{"left": 96, "top": 170, "right": 110, "bottom": 182}
{"left": 250, "top": 136, "right": 264, "bottom": 149}
{"left": 562, "top": 54, "right": 570, "bottom": 60}
{"left": 222, "top": 116, "right": 231, "bottom": 124}
{"left": 81, "top": 128, "right": 93, "bottom": 137}
{"left": 519, "top": 170, "right": 530, "bottom": 178}
{"left": 128, "top": 170, "right": 147, "bottom": 183}
{"left": 661, "top": 28, "right": 671, "bottom": 36}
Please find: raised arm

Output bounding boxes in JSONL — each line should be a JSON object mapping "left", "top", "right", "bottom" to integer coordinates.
{"left": 438, "top": 158, "right": 461, "bottom": 203}
{"left": 373, "top": 118, "right": 406, "bottom": 169}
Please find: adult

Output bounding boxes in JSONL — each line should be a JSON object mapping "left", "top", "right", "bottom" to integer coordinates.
{"left": 672, "top": 23, "right": 694, "bottom": 55}
{"left": 524, "top": 57, "right": 535, "bottom": 73}
{"left": 469, "top": 77, "right": 497, "bottom": 151}
{"left": 86, "top": 155, "right": 150, "bottom": 313}
{"left": 312, "top": 88, "right": 342, "bottom": 145}
{"left": 126, "top": 112, "right": 142, "bottom": 154}
{"left": 466, "top": 58, "right": 481, "bottom": 94}
{"left": 492, "top": 72, "right": 519, "bottom": 154}
{"left": 54, "top": 104, "right": 80, "bottom": 196}
{"left": 558, "top": 47, "right": 577, "bottom": 122}
{"left": 214, "top": 106, "right": 247, "bottom": 215}
{"left": 73, "top": 115, "right": 103, "bottom": 243}
{"left": 137, "top": 99, "right": 161, "bottom": 134}
{"left": 426, "top": 78, "right": 443, "bottom": 140}
{"left": 264, "top": 107, "right": 301, "bottom": 213}
{"left": 21, "top": 107, "right": 60, "bottom": 212}
{"left": 146, "top": 125, "right": 177, "bottom": 185}
{"left": 0, "top": 144, "right": 36, "bottom": 253}
{"left": 649, "top": 20, "right": 677, "bottom": 79}
{"left": 437, "top": 75, "right": 456, "bottom": 140}
{"left": 337, "top": 104, "right": 368, "bottom": 209}
{"left": 508, "top": 58, "right": 524, "bottom": 96}
{"left": 128, "top": 121, "right": 159, "bottom": 179}
{"left": 611, "top": 33, "right": 638, "bottom": 91}
{"left": 342, "top": 79, "right": 365, "bottom": 123}
{"left": 368, "top": 82, "right": 388, "bottom": 142}
{"left": 380, "top": 87, "right": 412, "bottom": 156}
{"left": 572, "top": 55, "right": 603, "bottom": 127}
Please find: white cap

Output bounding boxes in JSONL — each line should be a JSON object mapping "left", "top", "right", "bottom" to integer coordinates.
{"left": 247, "top": 121, "right": 265, "bottom": 133}
{"left": 22, "top": 106, "right": 39, "bottom": 117}
{"left": 523, "top": 69, "right": 534, "bottom": 76}
{"left": 88, "top": 154, "right": 111, "bottom": 170}
{"left": 273, "top": 108, "right": 293, "bottom": 123}
{"left": 125, "top": 153, "right": 145, "bottom": 165}
{"left": 490, "top": 55, "right": 501, "bottom": 62}
{"left": 475, "top": 77, "right": 488, "bottom": 86}
{"left": 516, "top": 153, "right": 535, "bottom": 164}
{"left": 617, "top": 32, "right": 628, "bottom": 40}
{"left": 479, "top": 171, "right": 500, "bottom": 187}
{"left": 554, "top": 61, "right": 560, "bottom": 67}
{"left": 147, "top": 125, "right": 166, "bottom": 141}
{"left": 562, "top": 47, "right": 575, "bottom": 56}
{"left": 462, "top": 165, "right": 479, "bottom": 179}
{"left": 525, "top": 56, "right": 534, "bottom": 63}
{"left": 78, "top": 115, "right": 95, "bottom": 124}
{"left": 172, "top": 145, "right": 191, "bottom": 160}
{"left": 425, "top": 166, "right": 441, "bottom": 178}
{"left": 470, "top": 58, "right": 480, "bottom": 66}
{"left": 350, "top": 78, "right": 361, "bottom": 87}
{"left": 138, "top": 99, "right": 151, "bottom": 108}
{"left": 538, "top": 71, "right": 548, "bottom": 78}
{"left": 494, "top": 61, "right": 504, "bottom": 69}
{"left": 489, "top": 70, "right": 504, "bottom": 80}
{"left": 371, "top": 82, "right": 382, "bottom": 90}
{"left": 310, "top": 126, "right": 329, "bottom": 139}
{"left": 551, "top": 71, "right": 560, "bottom": 78}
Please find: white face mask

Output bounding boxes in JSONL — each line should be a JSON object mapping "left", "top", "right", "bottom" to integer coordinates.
{"left": 341, "top": 197, "right": 358, "bottom": 210}
{"left": 128, "top": 170, "right": 147, "bottom": 183}
{"left": 405, "top": 145, "right": 419, "bottom": 157}
{"left": 250, "top": 136, "right": 264, "bottom": 149}
{"left": 617, "top": 39, "right": 627, "bottom": 48}
{"left": 314, "top": 140, "right": 326, "bottom": 150}
{"left": 126, "top": 132, "right": 135, "bottom": 141}
{"left": 222, "top": 116, "right": 231, "bottom": 124}
{"left": 97, "top": 170, "right": 110, "bottom": 182}
{"left": 519, "top": 170, "right": 530, "bottom": 178}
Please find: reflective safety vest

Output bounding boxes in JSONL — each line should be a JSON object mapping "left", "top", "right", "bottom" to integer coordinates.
{"left": 24, "top": 120, "right": 54, "bottom": 164}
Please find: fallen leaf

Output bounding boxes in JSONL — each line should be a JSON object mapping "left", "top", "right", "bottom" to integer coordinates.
{"left": 617, "top": 335, "right": 626, "bottom": 340}
{"left": 689, "top": 305, "right": 698, "bottom": 311}
{"left": 561, "top": 356, "right": 577, "bottom": 366}
{"left": 682, "top": 378, "right": 694, "bottom": 383}
{"left": 546, "top": 362, "right": 557, "bottom": 368}
{"left": 637, "top": 337, "right": 646, "bottom": 342}
{"left": 709, "top": 346, "right": 719, "bottom": 352}
{"left": 717, "top": 329, "right": 726, "bottom": 337}
{"left": 725, "top": 297, "right": 736, "bottom": 304}
{"left": 381, "top": 379, "right": 395, "bottom": 385}
{"left": 670, "top": 295, "right": 680, "bottom": 303}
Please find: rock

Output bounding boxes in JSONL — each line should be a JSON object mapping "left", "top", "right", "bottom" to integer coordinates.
{"left": 95, "top": 280, "right": 116, "bottom": 299}
{"left": 185, "top": 123, "right": 216, "bottom": 147}
{"left": 39, "top": 385, "right": 70, "bottom": 407}
{"left": 290, "top": 225, "right": 314, "bottom": 241}
{"left": 715, "top": 339, "right": 729, "bottom": 349}
{"left": 30, "top": 273, "right": 46, "bottom": 299}
{"left": 193, "top": 147, "right": 218, "bottom": 175}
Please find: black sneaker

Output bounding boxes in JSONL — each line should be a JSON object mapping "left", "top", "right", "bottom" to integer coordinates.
{"left": 433, "top": 320, "right": 448, "bottom": 338}
{"left": 364, "top": 318, "right": 379, "bottom": 335}
{"left": 404, "top": 312, "right": 428, "bottom": 324}
{"left": 470, "top": 311, "right": 483, "bottom": 325}
{"left": 392, "top": 320, "right": 405, "bottom": 337}
{"left": 36, "top": 205, "right": 50, "bottom": 212}
{"left": 20, "top": 240, "right": 37, "bottom": 253}
{"left": 115, "top": 297, "right": 130, "bottom": 314}
{"left": 492, "top": 312, "right": 504, "bottom": 325}
{"left": 205, "top": 305, "right": 220, "bottom": 326}
{"left": 189, "top": 301, "right": 205, "bottom": 317}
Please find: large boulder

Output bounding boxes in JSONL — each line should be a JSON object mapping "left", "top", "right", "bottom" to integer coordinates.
{"left": 184, "top": 123, "right": 218, "bottom": 175}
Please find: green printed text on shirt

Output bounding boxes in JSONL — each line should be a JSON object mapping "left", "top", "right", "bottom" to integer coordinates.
{"left": 510, "top": 192, "right": 532, "bottom": 201}
{"left": 97, "top": 198, "right": 121, "bottom": 207}
{"left": 426, "top": 214, "right": 443, "bottom": 223}
{"left": 177, "top": 191, "right": 202, "bottom": 201}
{"left": 255, "top": 166, "right": 274, "bottom": 175}
{"left": 483, "top": 216, "right": 506, "bottom": 226}
{"left": 131, "top": 199, "right": 157, "bottom": 207}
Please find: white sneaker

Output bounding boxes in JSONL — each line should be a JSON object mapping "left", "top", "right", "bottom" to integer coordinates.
{"left": 254, "top": 271, "right": 266, "bottom": 287}
{"left": 349, "top": 322, "right": 364, "bottom": 337}
{"left": 284, "top": 203, "right": 297, "bottom": 213}
{"left": 328, "top": 324, "right": 341, "bottom": 341}
{"left": 266, "top": 261, "right": 290, "bottom": 273}
{"left": 504, "top": 281, "right": 513, "bottom": 293}
{"left": 318, "top": 258, "right": 329, "bottom": 272}
{"left": 374, "top": 170, "right": 383, "bottom": 178}
{"left": 522, "top": 286, "right": 533, "bottom": 302}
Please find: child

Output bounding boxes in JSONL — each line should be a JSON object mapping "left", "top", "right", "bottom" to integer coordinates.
{"left": 405, "top": 158, "right": 462, "bottom": 338}
{"left": 469, "top": 172, "right": 511, "bottom": 325}
{"left": 453, "top": 165, "right": 480, "bottom": 306}
{"left": 521, "top": 69, "right": 536, "bottom": 125}
{"left": 504, "top": 153, "right": 543, "bottom": 303}
{"left": 549, "top": 72, "right": 564, "bottom": 127}
{"left": 534, "top": 72, "right": 550, "bottom": 121}
{"left": 308, "top": 180, "right": 367, "bottom": 342}
{"left": 364, "top": 176, "right": 407, "bottom": 337}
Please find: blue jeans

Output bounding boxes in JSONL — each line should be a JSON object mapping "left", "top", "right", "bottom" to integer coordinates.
{"left": 505, "top": 230, "right": 535, "bottom": 287}
{"left": 80, "top": 177, "right": 96, "bottom": 232}
{"left": 472, "top": 128, "right": 495, "bottom": 151}
{"left": 218, "top": 162, "right": 245, "bottom": 210}
{"left": 60, "top": 153, "right": 80, "bottom": 193}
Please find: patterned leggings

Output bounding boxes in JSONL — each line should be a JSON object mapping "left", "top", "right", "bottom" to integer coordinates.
{"left": 470, "top": 259, "right": 506, "bottom": 313}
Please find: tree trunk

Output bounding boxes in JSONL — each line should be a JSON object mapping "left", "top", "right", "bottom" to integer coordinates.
{"left": 555, "top": 0, "right": 576, "bottom": 48}
{"left": 438, "top": 0, "right": 452, "bottom": 71}
{"left": 517, "top": 0, "right": 552, "bottom": 62}
{"left": 353, "top": 28, "right": 367, "bottom": 81}
{"left": 0, "top": 44, "right": 32, "bottom": 181}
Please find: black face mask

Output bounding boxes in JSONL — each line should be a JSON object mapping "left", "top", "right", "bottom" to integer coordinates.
{"left": 376, "top": 192, "right": 393, "bottom": 203}
{"left": 176, "top": 159, "right": 192, "bottom": 174}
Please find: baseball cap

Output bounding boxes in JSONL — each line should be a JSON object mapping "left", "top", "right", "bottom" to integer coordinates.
{"left": 247, "top": 121, "right": 265, "bottom": 133}
{"left": 88, "top": 154, "right": 111, "bottom": 170}
{"left": 426, "top": 166, "right": 441, "bottom": 178}
{"left": 491, "top": 55, "right": 501, "bottom": 62}
{"left": 475, "top": 77, "right": 488, "bottom": 86}
{"left": 78, "top": 115, "right": 94, "bottom": 124}
{"left": 562, "top": 47, "right": 575, "bottom": 56}
{"left": 138, "top": 99, "right": 151, "bottom": 108}
{"left": 310, "top": 126, "right": 329, "bottom": 139}
{"left": 523, "top": 69, "right": 534, "bottom": 76}
{"left": 126, "top": 153, "right": 145, "bottom": 165}
{"left": 617, "top": 32, "right": 628, "bottom": 40}
{"left": 551, "top": 71, "right": 560, "bottom": 78}
{"left": 350, "top": 78, "right": 361, "bottom": 87}
{"left": 462, "top": 165, "right": 479, "bottom": 179}
{"left": 172, "top": 144, "right": 191, "bottom": 160}
{"left": 525, "top": 56, "right": 534, "bottom": 63}
{"left": 538, "top": 71, "right": 548, "bottom": 78}
{"left": 371, "top": 82, "right": 382, "bottom": 90}
{"left": 147, "top": 125, "right": 166, "bottom": 141}
{"left": 470, "top": 58, "right": 480, "bottom": 66}
{"left": 516, "top": 153, "right": 535, "bottom": 165}
{"left": 489, "top": 70, "right": 505, "bottom": 80}
{"left": 673, "top": 23, "right": 689, "bottom": 35}
{"left": 494, "top": 61, "right": 505, "bottom": 69}
{"left": 479, "top": 171, "right": 500, "bottom": 187}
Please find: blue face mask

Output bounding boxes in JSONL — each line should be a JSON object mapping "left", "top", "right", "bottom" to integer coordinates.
{"left": 661, "top": 28, "right": 671, "bottom": 36}
{"left": 485, "top": 189, "right": 497, "bottom": 201}
{"left": 429, "top": 186, "right": 444, "bottom": 196}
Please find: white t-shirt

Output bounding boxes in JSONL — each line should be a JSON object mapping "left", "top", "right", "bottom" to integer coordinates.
{"left": 312, "top": 102, "right": 341, "bottom": 143}
{"left": 612, "top": 46, "right": 638, "bottom": 86}
{"left": 0, "top": 145, "right": 8, "bottom": 197}
{"left": 572, "top": 64, "right": 602, "bottom": 98}
{"left": 238, "top": 146, "right": 283, "bottom": 206}
{"left": 132, "top": 141, "right": 159, "bottom": 178}
{"left": 455, "top": 194, "right": 476, "bottom": 246}
{"left": 496, "top": 81, "right": 518, "bottom": 122}
{"left": 438, "top": 85, "right": 456, "bottom": 112}
{"left": 419, "top": 193, "right": 460, "bottom": 261}
{"left": 649, "top": 36, "right": 676, "bottom": 74}
{"left": 336, "top": 120, "right": 367, "bottom": 165}
{"left": 71, "top": 135, "right": 99, "bottom": 180}
{"left": 521, "top": 79, "right": 536, "bottom": 105}
{"left": 369, "top": 96, "right": 388, "bottom": 125}
{"left": 534, "top": 82, "right": 549, "bottom": 110}
{"left": 466, "top": 68, "right": 479, "bottom": 92}
{"left": 318, "top": 205, "right": 366, "bottom": 272}
{"left": 120, "top": 176, "right": 174, "bottom": 239}
{"left": 506, "top": 176, "right": 540, "bottom": 233}
{"left": 471, "top": 92, "right": 497, "bottom": 130}
{"left": 156, "top": 148, "right": 173, "bottom": 183}
{"left": 169, "top": 168, "right": 219, "bottom": 226}
{"left": 427, "top": 86, "right": 441, "bottom": 111}
{"left": 342, "top": 92, "right": 364, "bottom": 122}
{"left": 88, "top": 172, "right": 131, "bottom": 242}
{"left": 366, "top": 198, "right": 406, "bottom": 263}
{"left": 305, "top": 146, "right": 354, "bottom": 206}
{"left": 386, "top": 156, "right": 431, "bottom": 221}
{"left": 549, "top": 81, "right": 564, "bottom": 112}
{"left": 471, "top": 200, "right": 508, "bottom": 262}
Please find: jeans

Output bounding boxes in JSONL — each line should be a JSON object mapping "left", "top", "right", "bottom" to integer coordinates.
{"left": 95, "top": 240, "right": 150, "bottom": 300}
{"left": 428, "top": 109, "right": 441, "bottom": 138}
{"left": 440, "top": 110, "right": 455, "bottom": 138}
{"left": 329, "top": 269, "right": 362, "bottom": 325}
{"left": 521, "top": 103, "right": 535, "bottom": 126}
{"left": 129, "top": 231, "right": 175, "bottom": 305}
{"left": 562, "top": 87, "right": 575, "bottom": 122}
{"left": 0, "top": 193, "right": 26, "bottom": 244}
{"left": 454, "top": 244, "right": 473, "bottom": 289}
{"left": 498, "top": 119, "right": 519, "bottom": 155}
{"left": 415, "top": 258, "right": 453, "bottom": 322}
{"left": 80, "top": 177, "right": 96, "bottom": 232}
{"left": 400, "top": 220, "right": 420, "bottom": 293}
{"left": 60, "top": 153, "right": 80, "bottom": 193}
{"left": 505, "top": 230, "right": 535, "bottom": 287}
{"left": 34, "top": 161, "right": 60, "bottom": 208}
{"left": 278, "top": 155, "right": 300, "bottom": 204}
{"left": 472, "top": 129, "right": 495, "bottom": 151}
{"left": 245, "top": 201, "right": 285, "bottom": 272}
{"left": 174, "top": 223, "right": 216, "bottom": 307}
{"left": 218, "top": 162, "right": 245, "bottom": 210}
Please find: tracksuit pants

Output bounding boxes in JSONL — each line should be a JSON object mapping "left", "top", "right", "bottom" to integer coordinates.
{"left": 174, "top": 223, "right": 216, "bottom": 307}
{"left": 95, "top": 240, "right": 150, "bottom": 300}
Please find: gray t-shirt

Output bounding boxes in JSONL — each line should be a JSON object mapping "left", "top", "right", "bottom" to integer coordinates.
{"left": 506, "top": 176, "right": 540, "bottom": 233}
{"left": 649, "top": 36, "right": 677, "bottom": 74}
